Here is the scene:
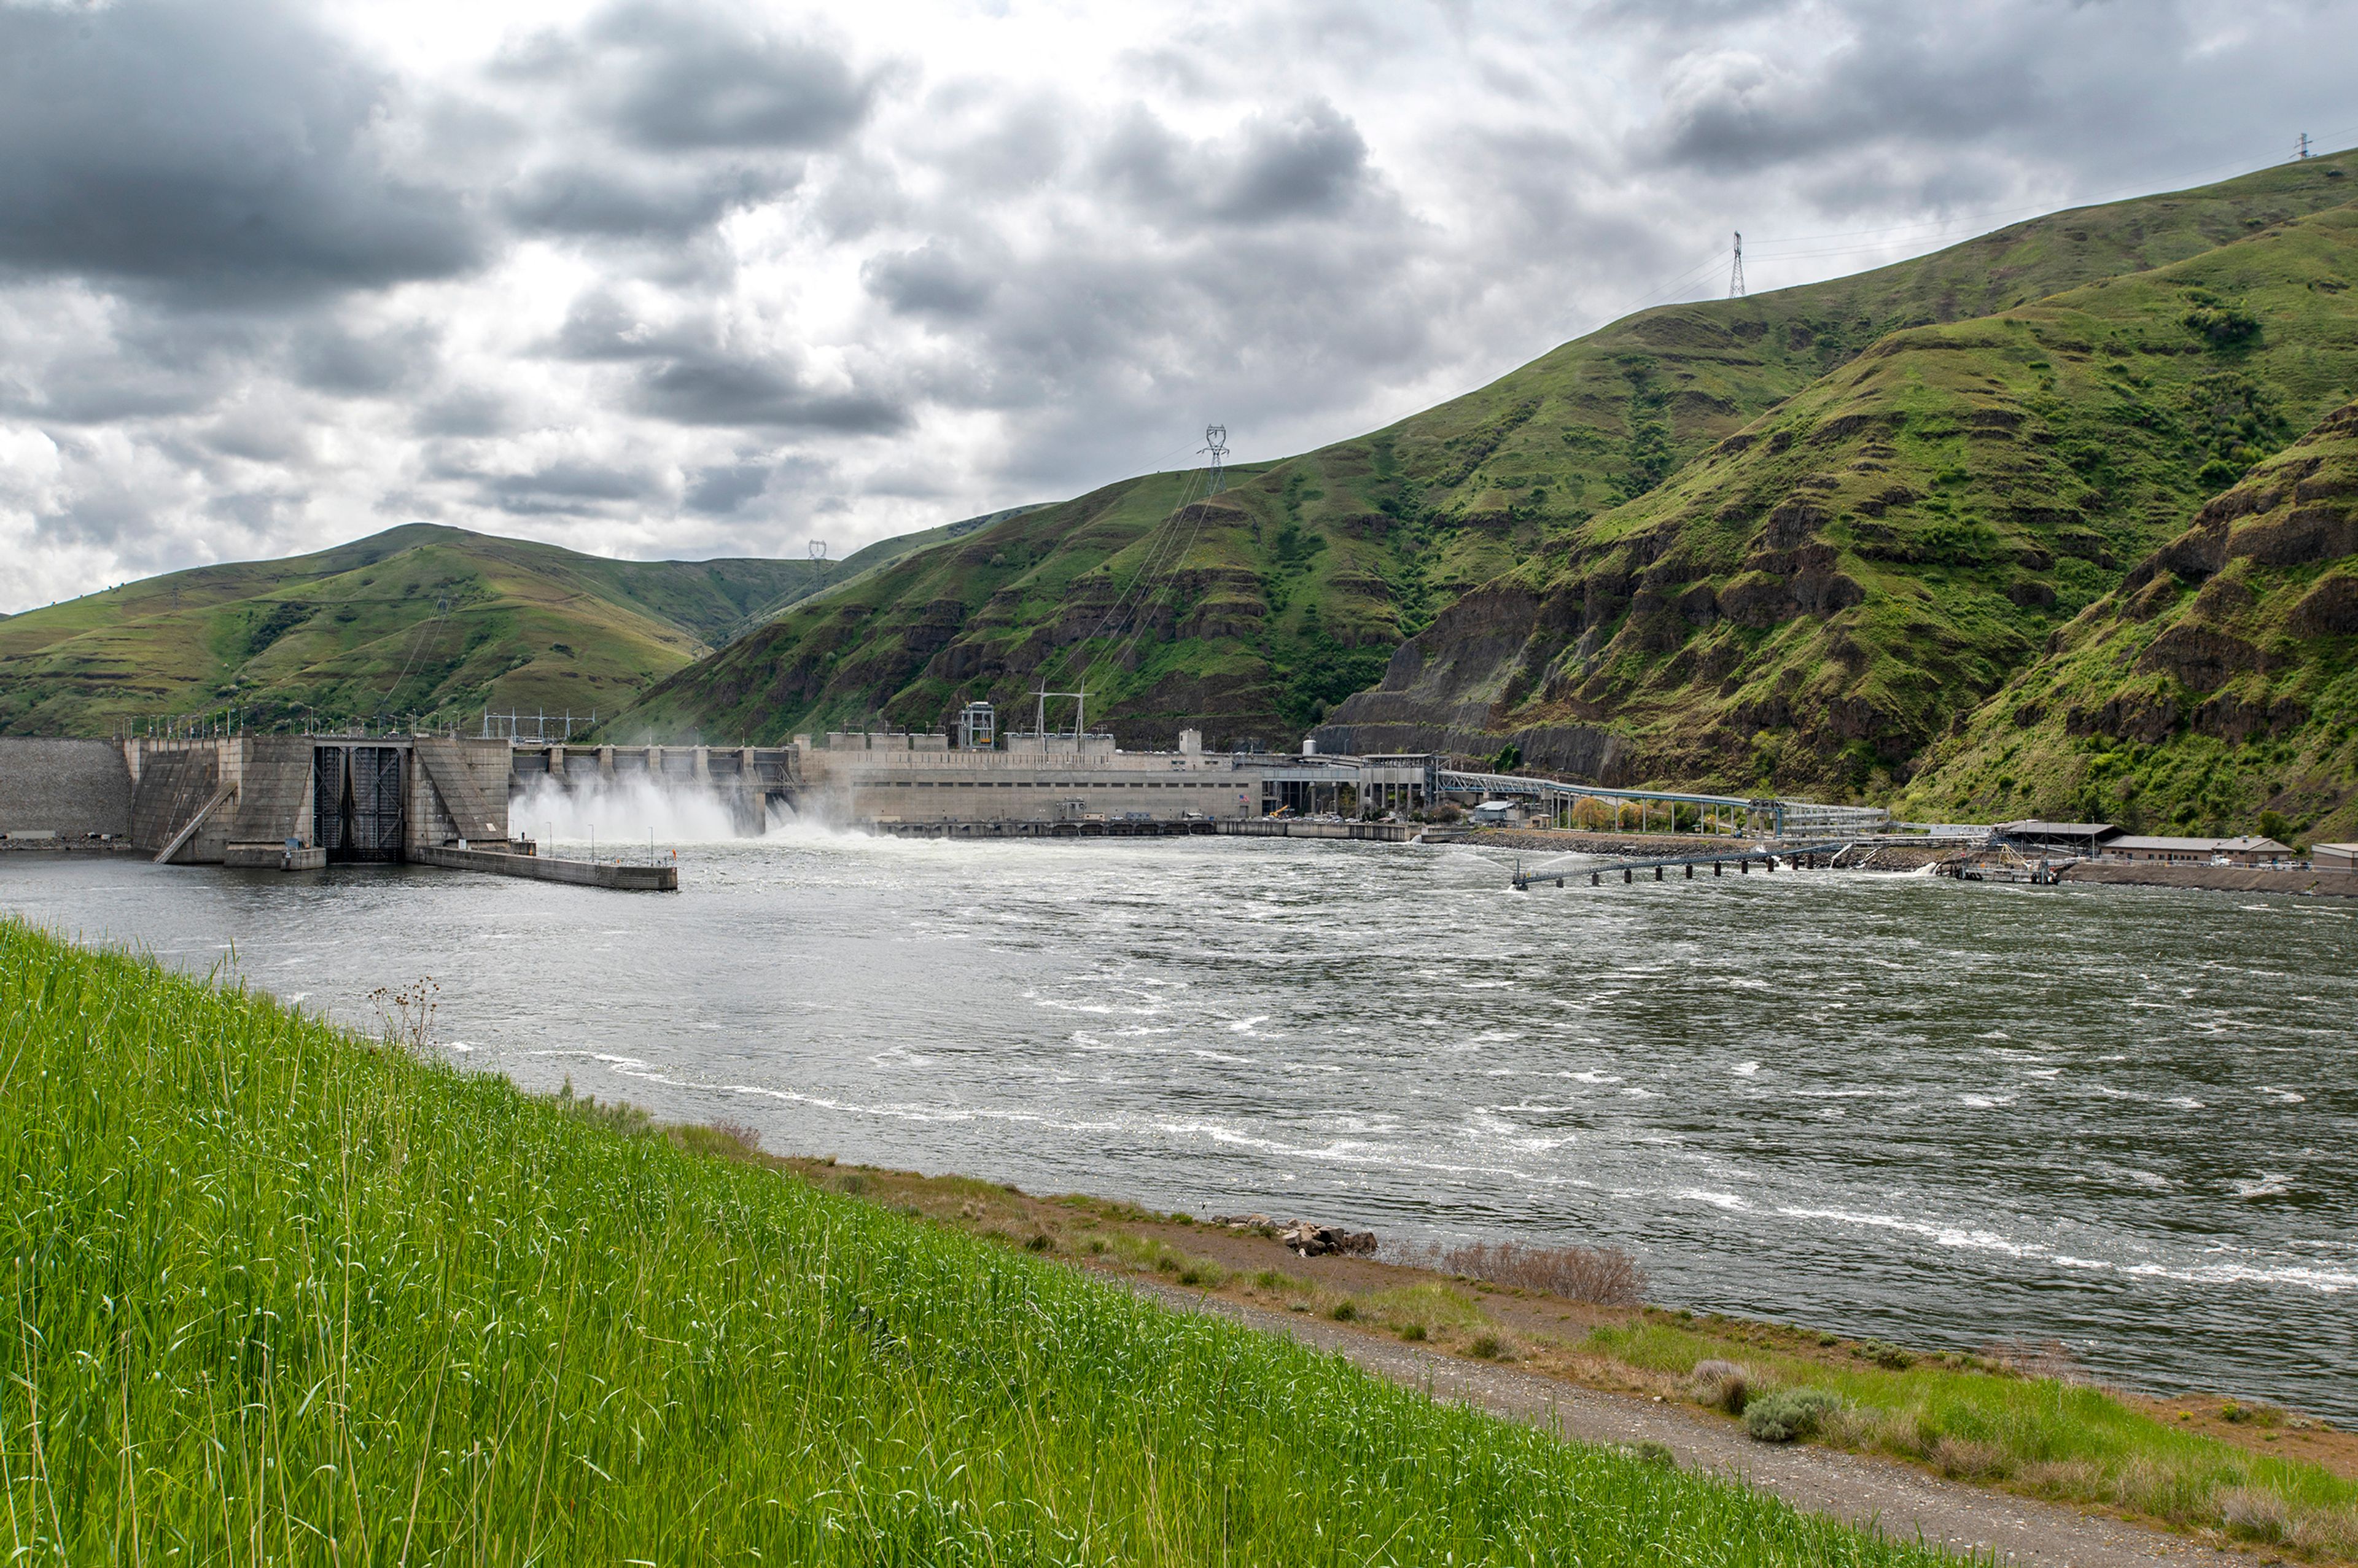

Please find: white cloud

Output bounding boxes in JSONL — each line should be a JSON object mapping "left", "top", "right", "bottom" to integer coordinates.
{"left": 1, "top": 0, "right": 2354, "bottom": 611}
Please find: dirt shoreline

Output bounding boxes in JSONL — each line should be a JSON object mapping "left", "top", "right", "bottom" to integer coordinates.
{"left": 770, "top": 1154, "right": 2353, "bottom": 1566}
{"left": 1134, "top": 1279, "right": 2236, "bottom": 1568}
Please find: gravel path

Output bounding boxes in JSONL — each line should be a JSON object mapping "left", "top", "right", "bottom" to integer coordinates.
{"left": 1133, "top": 1280, "right": 2238, "bottom": 1567}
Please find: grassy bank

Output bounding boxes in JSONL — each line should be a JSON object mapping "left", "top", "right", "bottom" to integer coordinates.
{"left": 795, "top": 1159, "right": 2358, "bottom": 1559}
{"left": 1, "top": 920, "right": 1955, "bottom": 1566}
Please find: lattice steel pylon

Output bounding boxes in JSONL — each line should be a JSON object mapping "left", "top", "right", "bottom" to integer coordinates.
{"left": 1200, "top": 424, "right": 1229, "bottom": 495}
{"left": 1729, "top": 231, "right": 1745, "bottom": 298}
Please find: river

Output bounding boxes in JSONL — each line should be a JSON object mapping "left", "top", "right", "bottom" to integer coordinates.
{"left": 6, "top": 818, "right": 2352, "bottom": 1419}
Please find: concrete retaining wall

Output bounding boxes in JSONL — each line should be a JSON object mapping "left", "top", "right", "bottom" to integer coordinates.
{"left": 2060, "top": 862, "right": 2358, "bottom": 898}
{"left": 1218, "top": 820, "right": 1417, "bottom": 841}
{"left": 0, "top": 738, "right": 131, "bottom": 837}
{"left": 412, "top": 844, "right": 677, "bottom": 890}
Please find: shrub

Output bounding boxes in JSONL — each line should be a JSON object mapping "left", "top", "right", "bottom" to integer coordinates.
{"left": 1397, "top": 1238, "right": 1646, "bottom": 1306}
{"left": 2219, "top": 1486, "right": 2293, "bottom": 1543}
{"left": 1328, "top": 1299, "right": 1360, "bottom": 1322}
{"left": 1399, "top": 1323, "right": 1427, "bottom": 1342}
{"left": 1929, "top": 1436, "right": 2007, "bottom": 1480}
{"left": 1626, "top": 1442, "right": 1677, "bottom": 1468}
{"left": 1745, "top": 1388, "right": 1843, "bottom": 1443}
{"left": 1468, "top": 1332, "right": 1514, "bottom": 1361}
{"left": 1689, "top": 1359, "right": 1752, "bottom": 1414}
{"left": 1815, "top": 1405, "right": 1893, "bottom": 1450}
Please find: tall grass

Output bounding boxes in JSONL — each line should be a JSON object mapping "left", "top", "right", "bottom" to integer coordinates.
{"left": 1396, "top": 1239, "right": 1648, "bottom": 1306}
{"left": 0, "top": 920, "right": 1957, "bottom": 1565}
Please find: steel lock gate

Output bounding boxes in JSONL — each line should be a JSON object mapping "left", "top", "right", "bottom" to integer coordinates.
{"left": 314, "top": 745, "right": 406, "bottom": 861}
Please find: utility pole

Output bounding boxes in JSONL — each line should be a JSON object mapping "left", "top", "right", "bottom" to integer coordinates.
{"left": 1729, "top": 231, "right": 1746, "bottom": 298}
{"left": 1199, "top": 425, "right": 1229, "bottom": 495}
{"left": 2298, "top": 132, "right": 2313, "bottom": 160}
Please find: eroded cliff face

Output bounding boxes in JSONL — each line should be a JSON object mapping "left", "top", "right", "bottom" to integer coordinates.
{"left": 1897, "top": 401, "right": 2358, "bottom": 840}
{"left": 1325, "top": 203, "right": 2358, "bottom": 795}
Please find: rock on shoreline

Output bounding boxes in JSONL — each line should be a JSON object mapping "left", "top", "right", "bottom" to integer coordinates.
{"left": 1212, "top": 1214, "right": 1379, "bottom": 1257}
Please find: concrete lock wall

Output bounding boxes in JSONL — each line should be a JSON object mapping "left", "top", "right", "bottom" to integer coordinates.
{"left": 793, "top": 735, "right": 1259, "bottom": 823}
{"left": 0, "top": 738, "right": 134, "bottom": 838}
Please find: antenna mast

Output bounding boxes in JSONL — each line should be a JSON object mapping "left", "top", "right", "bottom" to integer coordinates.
{"left": 1729, "top": 231, "right": 1746, "bottom": 298}
{"left": 1200, "top": 424, "right": 1229, "bottom": 495}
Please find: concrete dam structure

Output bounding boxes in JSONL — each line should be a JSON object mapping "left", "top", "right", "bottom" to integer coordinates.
{"left": 505, "top": 728, "right": 1439, "bottom": 830}
{"left": 0, "top": 734, "right": 513, "bottom": 866}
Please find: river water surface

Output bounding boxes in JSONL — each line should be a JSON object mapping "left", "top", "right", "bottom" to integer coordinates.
{"left": 6, "top": 826, "right": 2353, "bottom": 1418}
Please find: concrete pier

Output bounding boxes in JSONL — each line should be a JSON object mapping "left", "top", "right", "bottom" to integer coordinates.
{"left": 412, "top": 844, "right": 677, "bottom": 891}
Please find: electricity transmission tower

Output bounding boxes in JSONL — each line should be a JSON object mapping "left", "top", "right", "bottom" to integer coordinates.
{"left": 1729, "top": 231, "right": 1746, "bottom": 298}
{"left": 1200, "top": 424, "right": 1229, "bottom": 495}
{"left": 2298, "top": 132, "right": 2313, "bottom": 160}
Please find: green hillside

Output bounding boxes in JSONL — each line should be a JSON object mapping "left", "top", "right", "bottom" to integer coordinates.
{"left": 1898, "top": 400, "right": 2358, "bottom": 842}
{"left": 0, "top": 524, "right": 823, "bottom": 735}
{"left": 611, "top": 151, "right": 2358, "bottom": 749}
{"left": 1337, "top": 195, "right": 2358, "bottom": 794}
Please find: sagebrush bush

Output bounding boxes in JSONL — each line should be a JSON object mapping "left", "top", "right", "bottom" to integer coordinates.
{"left": 1400, "top": 1238, "right": 1646, "bottom": 1305}
{"left": 2220, "top": 1486, "right": 2294, "bottom": 1543}
{"left": 1745, "top": 1388, "right": 1843, "bottom": 1443}
{"left": 1691, "top": 1358, "right": 1753, "bottom": 1414}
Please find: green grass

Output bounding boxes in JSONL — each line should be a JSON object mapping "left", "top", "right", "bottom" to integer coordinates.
{"left": 1586, "top": 1321, "right": 2358, "bottom": 1553}
{"left": 0, "top": 920, "right": 1958, "bottom": 1565}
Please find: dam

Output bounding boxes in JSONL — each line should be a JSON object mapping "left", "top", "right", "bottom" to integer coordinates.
{"left": 2, "top": 704, "right": 1886, "bottom": 871}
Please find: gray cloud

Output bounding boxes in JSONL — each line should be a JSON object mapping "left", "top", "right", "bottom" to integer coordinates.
{"left": 684, "top": 462, "right": 775, "bottom": 513}
{"left": 863, "top": 243, "right": 998, "bottom": 319}
{"left": 1210, "top": 101, "right": 1371, "bottom": 222}
{"left": 498, "top": 2, "right": 876, "bottom": 152}
{"left": 480, "top": 459, "right": 662, "bottom": 514}
{"left": 9, "top": 0, "right": 2358, "bottom": 614}
{"left": 635, "top": 353, "right": 909, "bottom": 434}
{"left": 507, "top": 161, "right": 804, "bottom": 239}
{"left": 0, "top": 0, "right": 482, "bottom": 303}
{"left": 290, "top": 322, "right": 442, "bottom": 396}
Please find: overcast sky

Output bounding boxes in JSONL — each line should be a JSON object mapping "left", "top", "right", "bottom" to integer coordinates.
{"left": 2, "top": 0, "right": 2354, "bottom": 612}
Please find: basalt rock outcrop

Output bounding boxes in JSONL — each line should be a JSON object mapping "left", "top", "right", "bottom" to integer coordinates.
{"left": 1901, "top": 397, "right": 2358, "bottom": 841}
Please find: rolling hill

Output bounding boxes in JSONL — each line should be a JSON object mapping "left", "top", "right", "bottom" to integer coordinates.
{"left": 0, "top": 524, "right": 830, "bottom": 735}
{"left": 610, "top": 152, "right": 2358, "bottom": 764}
{"left": 1331, "top": 195, "right": 2358, "bottom": 797}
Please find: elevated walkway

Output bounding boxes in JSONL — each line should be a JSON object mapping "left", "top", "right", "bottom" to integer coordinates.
{"left": 1511, "top": 841, "right": 1851, "bottom": 888}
